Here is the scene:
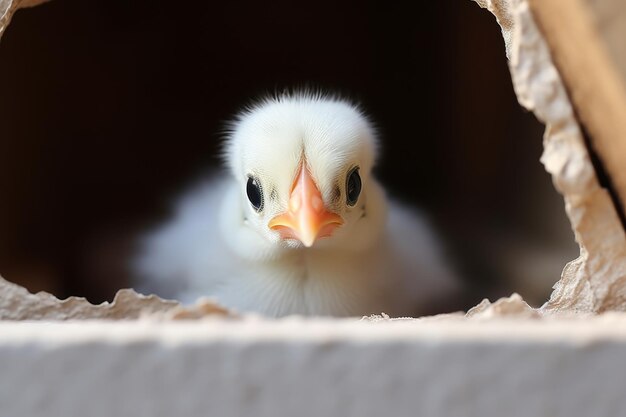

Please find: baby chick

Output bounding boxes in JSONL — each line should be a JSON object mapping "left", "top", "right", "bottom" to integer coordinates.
{"left": 133, "top": 92, "right": 458, "bottom": 317}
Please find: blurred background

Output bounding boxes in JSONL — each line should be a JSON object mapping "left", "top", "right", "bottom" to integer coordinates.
{"left": 0, "top": 0, "right": 578, "bottom": 310}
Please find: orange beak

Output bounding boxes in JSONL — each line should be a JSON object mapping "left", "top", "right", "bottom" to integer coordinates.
{"left": 269, "top": 164, "right": 343, "bottom": 247}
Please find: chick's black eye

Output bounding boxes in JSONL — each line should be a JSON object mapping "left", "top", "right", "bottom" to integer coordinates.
{"left": 346, "top": 167, "right": 361, "bottom": 206}
{"left": 246, "top": 176, "right": 263, "bottom": 211}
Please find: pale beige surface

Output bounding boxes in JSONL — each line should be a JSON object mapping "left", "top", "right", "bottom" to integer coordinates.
{"left": 2, "top": 317, "right": 626, "bottom": 417}
{"left": 475, "top": 0, "right": 626, "bottom": 314}
{"left": 528, "top": 0, "right": 626, "bottom": 226}
{"left": 0, "top": 275, "right": 233, "bottom": 320}
{"left": 0, "top": 274, "right": 181, "bottom": 320}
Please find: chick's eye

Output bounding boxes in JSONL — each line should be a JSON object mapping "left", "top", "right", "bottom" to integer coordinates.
{"left": 246, "top": 176, "right": 263, "bottom": 211}
{"left": 346, "top": 167, "right": 361, "bottom": 206}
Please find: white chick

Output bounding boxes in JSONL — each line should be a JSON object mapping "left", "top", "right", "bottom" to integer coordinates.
{"left": 133, "top": 92, "right": 459, "bottom": 317}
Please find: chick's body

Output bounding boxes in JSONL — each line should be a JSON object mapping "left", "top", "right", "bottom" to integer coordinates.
{"left": 134, "top": 93, "right": 457, "bottom": 317}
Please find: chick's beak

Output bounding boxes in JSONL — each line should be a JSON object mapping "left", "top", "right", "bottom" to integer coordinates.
{"left": 269, "top": 164, "right": 343, "bottom": 247}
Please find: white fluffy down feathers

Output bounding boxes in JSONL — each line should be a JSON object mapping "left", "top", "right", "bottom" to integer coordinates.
{"left": 133, "top": 92, "right": 458, "bottom": 317}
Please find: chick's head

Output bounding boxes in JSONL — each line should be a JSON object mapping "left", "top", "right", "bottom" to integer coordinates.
{"left": 224, "top": 93, "right": 381, "bottom": 250}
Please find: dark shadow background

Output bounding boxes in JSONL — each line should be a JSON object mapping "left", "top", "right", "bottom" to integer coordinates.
{"left": 0, "top": 0, "right": 578, "bottom": 309}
